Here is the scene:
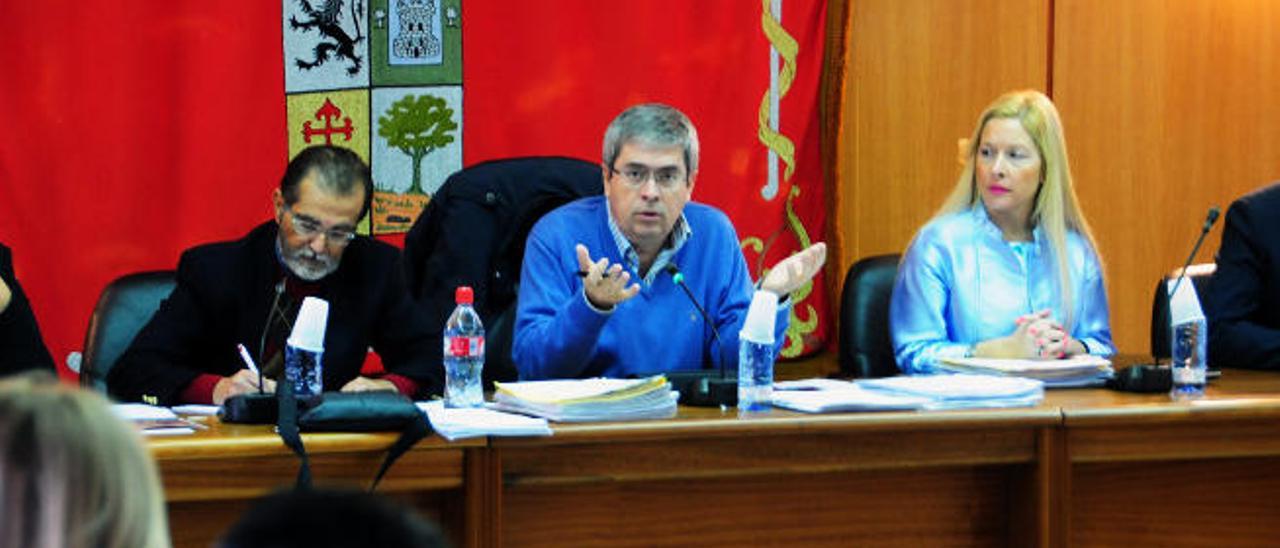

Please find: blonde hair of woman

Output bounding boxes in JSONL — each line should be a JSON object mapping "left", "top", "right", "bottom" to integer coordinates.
{"left": 0, "top": 372, "right": 170, "bottom": 548}
{"left": 934, "top": 89, "right": 1102, "bottom": 329}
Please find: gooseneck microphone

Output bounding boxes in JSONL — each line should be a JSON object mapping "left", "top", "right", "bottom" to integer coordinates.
{"left": 663, "top": 263, "right": 737, "bottom": 406}
{"left": 1109, "top": 206, "right": 1219, "bottom": 393}
{"left": 1169, "top": 207, "right": 1221, "bottom": 297}
{"left": 256, "top": 278, "right": 289, "bottom": 389}
{"left": 220, "top": 278, "right": 289, "bottom": 423}
{"left": 664, "top": 263, "right": 727, "bottom": 377}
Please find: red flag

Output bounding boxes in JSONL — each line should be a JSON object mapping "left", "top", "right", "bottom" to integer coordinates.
{"left": 1, "top": 1, "right": 829, "bottom": 370}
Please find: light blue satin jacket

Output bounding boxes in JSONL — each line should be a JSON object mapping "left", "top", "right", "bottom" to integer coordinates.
{"left": 890, "top": 206, "right": 1115, "bottom": 374}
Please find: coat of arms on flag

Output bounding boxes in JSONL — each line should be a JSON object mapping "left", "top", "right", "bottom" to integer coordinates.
{"left": 283, "top": 0, "right": 462, "bottom": 234}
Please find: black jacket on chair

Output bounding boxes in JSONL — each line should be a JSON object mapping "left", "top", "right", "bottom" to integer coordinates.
{"left": 1206, "top": 182, "right": 1280, "bottom": 369}
{"left": 108, "top": 222, "right": 442, "bottom": 405}
{"left": 0, "top": 243, "right": 55, "bottom": 377}
{"left": 402, "top": 156, "right": 602, "bottom": 385}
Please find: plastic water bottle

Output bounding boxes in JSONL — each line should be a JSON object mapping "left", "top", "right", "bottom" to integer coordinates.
{"left": 285, "top": 296, "right": 328, "bottom": 400}
{"left": 284, "top": 344, "right": 324, "bottom": 399}
{"left": 738, "top": 339, "right": 775, "bottom": 412}
{"left": 443, "top": 286, "right": 485, "bottom": 408}
{"left": 1170, "top": 318, "right": 1207, "bottom": 400}
{"left": 738, "top": 290, "right": 777, "bottom": 413}
{"left": 1168, "top": 278, "right": 1207, "bottom": 400}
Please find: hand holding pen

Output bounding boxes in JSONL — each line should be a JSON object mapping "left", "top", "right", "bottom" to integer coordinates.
{"left": 212, "top": 344, "right": 275, "bottom": 404}
{"left": 212, "top": 368, "right": 275, "bottom": 406}
{"left": 236, "top": 344, "right": 265, "bottom": 393}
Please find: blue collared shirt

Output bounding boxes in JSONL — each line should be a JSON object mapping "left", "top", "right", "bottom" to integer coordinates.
{"left": 890, "top": 205, "right": 1115, "bottom": 374}
{"left": 606, "top": 211, "right": 692, "bottom": 286}
{"left": 514, "top": 197, "right": 791, "bottom": 379}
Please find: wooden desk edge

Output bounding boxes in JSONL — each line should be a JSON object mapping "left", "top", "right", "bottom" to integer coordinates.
{"left": 491, "top": 407, "right": 1063, "bottom": 447}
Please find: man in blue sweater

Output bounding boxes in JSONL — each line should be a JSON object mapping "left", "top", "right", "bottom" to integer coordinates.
{"left": 513, "top": 103, "right": 826, "bottom": 379}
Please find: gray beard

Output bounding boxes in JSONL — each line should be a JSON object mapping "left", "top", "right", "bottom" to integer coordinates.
{"left": 276, "top": 237, "right": 338, "bottom": 281}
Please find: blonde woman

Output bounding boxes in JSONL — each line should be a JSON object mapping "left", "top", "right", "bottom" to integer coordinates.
{"left": 890, "top": 90, "right": 1114, "bottom": 375}
{"left": 0, "top": 372, "right": 170, "bottom": 548}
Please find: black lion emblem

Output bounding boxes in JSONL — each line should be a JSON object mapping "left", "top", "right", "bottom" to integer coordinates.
{"left": 290, "top": 0, "right": 365, "bottom": 76}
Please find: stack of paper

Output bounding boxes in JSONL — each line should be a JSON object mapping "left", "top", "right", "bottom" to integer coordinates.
{"left": 772, "top": 383, "right": 932, "bottom": 413}
{"left": 491, "top": 375, "right": 678, "bottom": 422}
{"left": 416, "top": 400, "right": 553, "bottom": 441}
{"left": 772, "top": 375, "right": 1044, "bottom": 413}
{"left": 111, "top": 403, "right": 200, "bottom": 436}
{"left": 858, "top": 375, "right": 1045, "bottom": 410}
{"left": 171, "top": 404, "right": 221, "bottom": 416}
{"left": 939, "top": 355, "right": 1113, "bottom": 388}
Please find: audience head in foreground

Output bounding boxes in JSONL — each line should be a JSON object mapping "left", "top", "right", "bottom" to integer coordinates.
{"left": 512, "top": 103, "right": 826, "bottom": 379}
{"left": 219, "top": 488, "right": 447, "bottom": 548}
{"left": 890, "top": 89, "right": 1115, "bottom": 374}
{"left": 0, "top": 372, "right": 170, "bottom": 548}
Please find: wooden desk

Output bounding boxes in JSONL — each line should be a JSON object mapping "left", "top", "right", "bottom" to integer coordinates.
{"left": 1049, "top": 369, "right": 1280, "bottom": 547}
{"left": 485, "top": 403, "right": 1063, "bottom": 546}
{"left": 483, "top": 360, "right": 1280, "bottom": 547}
{"left": 148, "top": 358, "right": 1280, "bottom": 547}
{"left": 149, "top": 420, "right": 484, "bottom": 548}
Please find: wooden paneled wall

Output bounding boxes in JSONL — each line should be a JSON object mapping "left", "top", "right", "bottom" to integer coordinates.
{"left": 835, "top": 0, "right": 1280, "bottom": 355}
{"left": 837, "top": 0, "right": 1048, "bottom": 268}
{"left": 1054, "top": 0, "right": 1280, "bottom": 353}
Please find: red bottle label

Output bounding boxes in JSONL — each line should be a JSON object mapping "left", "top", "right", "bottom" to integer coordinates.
{"left": 446, "top": 336, "right": 486, "bottom": 357}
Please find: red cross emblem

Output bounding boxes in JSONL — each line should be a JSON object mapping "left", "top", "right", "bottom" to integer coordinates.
{"left": 302, "top": 99, "right": 354, "bottom": 144}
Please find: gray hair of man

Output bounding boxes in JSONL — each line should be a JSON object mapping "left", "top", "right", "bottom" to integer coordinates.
{"left": 280, "top": 145, "right": 374, "bottom": 219}
{"left": 601, "top": 103, "right": 700, "bottom": 175}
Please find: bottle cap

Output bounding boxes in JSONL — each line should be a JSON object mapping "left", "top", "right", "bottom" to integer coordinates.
{"left": 455, "top": 286, "right": 474, "bottom": 305}
{"left": 288, "top": 296, "right": 329, "bottom": 351}
{"left": 739, "top": 290, "right": 777, "bottom": 344}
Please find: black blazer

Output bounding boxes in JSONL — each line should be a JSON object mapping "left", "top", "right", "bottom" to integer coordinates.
{"left": 1206, "top": 182, "right": 1280, "bottom": 369}
{"left": 108, "top": 222, "right": 442, "bottom": 404}
{"left": 0, "top": 243, "right": 56, "bottom": 376}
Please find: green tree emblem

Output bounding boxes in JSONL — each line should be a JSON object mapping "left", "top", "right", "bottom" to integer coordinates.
{"left": 377, "top": 94, "right": 457, "bottom": 195}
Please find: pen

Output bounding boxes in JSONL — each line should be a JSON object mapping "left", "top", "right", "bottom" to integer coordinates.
{"left": 235, "top": 343, "right": 264, "bottom": 393}
{"left": 576, "top": 271, "right": 611, "bottom": 278}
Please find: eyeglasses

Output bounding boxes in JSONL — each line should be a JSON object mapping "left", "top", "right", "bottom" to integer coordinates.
{"left": 285, "top": 207, "right": 357, "bottom": 247}
{"left": 608, "top": 165, "right": 687, "bottom": 191}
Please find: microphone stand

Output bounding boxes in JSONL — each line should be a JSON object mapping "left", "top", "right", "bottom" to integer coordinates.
{"left": 257, "top": 278, "right": 288, "bottom": 393}
{"left": 219, "top": 278, "right": 289, "bottom": 424}
{"left": 1110, "top": 207, "right": 1219, "bottom": 392}
{"left": 663, "top": 264, "right": 738, "bottom": 407}
{"left": 1168, "top": 207, "right": 1220, "bottom": 298}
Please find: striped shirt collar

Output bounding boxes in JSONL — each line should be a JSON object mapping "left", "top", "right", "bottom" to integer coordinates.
{"left": 606, "top": 208, "right": 693, "bottom": 285}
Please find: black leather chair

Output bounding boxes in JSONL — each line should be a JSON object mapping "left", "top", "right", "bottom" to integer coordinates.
{"left": 1150, "top": 263, "right": 1216, "bottom": 361}
{"left": 838, "top": 254, "right": 901, "bottom": 378}
{"left": 79, "top": 271, "right": 175, "bottom": 393}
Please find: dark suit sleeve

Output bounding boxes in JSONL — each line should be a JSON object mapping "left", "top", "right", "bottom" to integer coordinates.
{"left": 1206, "top": 196, "right": 1280, "bottom": 369}
{"left": 0, "top": 246, "right": 56, "bottom": 376}
{"left": 108, "top": 251, "right": 232, "bottom": 404}
{"left": 370, "top": 253, "right": 445, "bottom": 397}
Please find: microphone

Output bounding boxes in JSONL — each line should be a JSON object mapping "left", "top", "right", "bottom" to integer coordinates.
{"left": 663, "top": 263, "right": 737, "bottom": 407}
{"left": 1168, "top": 207, "right": 1220, "bottom": 298}
{"left": 1114, "top": 206, "right": 1219, "bottom": 393}
{"left": 257, "top": 278, "right": 289, "bottom": 386}
{"left": 665, "top": 263, "right": 727, "bottom": 377}
{"left": 220, "top": 278, "right": 288, "bottom": 423}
